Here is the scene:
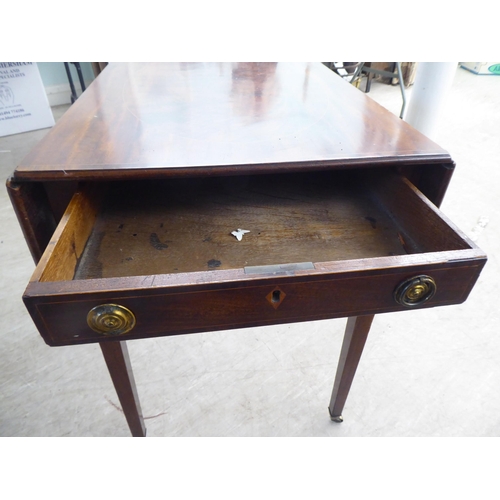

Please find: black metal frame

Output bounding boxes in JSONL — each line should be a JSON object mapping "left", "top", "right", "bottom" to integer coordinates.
{"left": 64, "top": 62, "right": 87, "bottom": 104}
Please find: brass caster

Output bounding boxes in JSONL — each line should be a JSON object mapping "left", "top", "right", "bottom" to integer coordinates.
{"left": 328, "top": 408, "right": 343, "bottom": 422}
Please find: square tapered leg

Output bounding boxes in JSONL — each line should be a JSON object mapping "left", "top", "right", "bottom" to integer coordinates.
{"left": 100, "top": 341, "right": 146, "bottom": 437}
{"left": 329, "top": 315, "right": 374, "bottom": 422}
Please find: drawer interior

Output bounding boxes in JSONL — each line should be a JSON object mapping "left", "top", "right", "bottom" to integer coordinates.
{"left": 37, "top": 170, "right": 472, "bottom": 282}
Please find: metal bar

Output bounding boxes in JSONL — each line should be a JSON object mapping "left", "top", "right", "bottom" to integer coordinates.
{"left": 64, "top": 62, "right": 78, "bottom": 104}
{"left": 396, "top": 62, "right": 407, "bottom": 119}
{"left": 244, "top": 262, "right": 314, "bottom": 275}
{"left": 71, "top": 62, "right": 86, "bottom": 92}
{"left": 360, "top": 67, "right": 399, "bottom": 79}
{"left": 350, "top": 62, "right": 365, "bottom": 82}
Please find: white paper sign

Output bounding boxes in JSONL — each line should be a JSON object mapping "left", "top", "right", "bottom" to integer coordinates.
{"left": 0, "top": 62, "right": 55, "bottom": 137}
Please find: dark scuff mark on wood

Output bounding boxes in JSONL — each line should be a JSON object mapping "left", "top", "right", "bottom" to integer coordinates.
{"left": 207, "top": 259, "right": 221, "bottom": 269}
{"left": 397, "top": 232, "right": 411, "bottom": 254}
{"left": 365, "top": 216, "right": 377, "bottom": 229}
{"left": 73, "top": 230, "right": 104, "bottom": 280}
{"left": 150, "top": 232, "right": 169, "bottom": 250}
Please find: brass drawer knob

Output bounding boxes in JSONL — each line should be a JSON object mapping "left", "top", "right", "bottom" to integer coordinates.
{"left": 394, "top": 275, "right": 437, "bottom": 307}
{"left": 87, "top": 304, "right": 136, "bottom": 335}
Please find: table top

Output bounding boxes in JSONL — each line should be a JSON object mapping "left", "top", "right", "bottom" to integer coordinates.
{"left": 15, "top": 62, "right": 451, "bottom": 181}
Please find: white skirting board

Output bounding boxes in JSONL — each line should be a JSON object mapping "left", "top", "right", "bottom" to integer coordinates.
{"left": 45, "top": 81, "right": 94, "bottom": 106}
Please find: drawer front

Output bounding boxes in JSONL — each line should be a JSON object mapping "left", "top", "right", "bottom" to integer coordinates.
{"left": 26, "top": 261, "right": 484, "bottom": 346}
{"left": 22, "top": 172, "right": 487, "bottom": 346}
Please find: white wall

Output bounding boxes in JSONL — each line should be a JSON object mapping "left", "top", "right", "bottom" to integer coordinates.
{"left": 37, "top": 62, "right": 95, "bottom": 106}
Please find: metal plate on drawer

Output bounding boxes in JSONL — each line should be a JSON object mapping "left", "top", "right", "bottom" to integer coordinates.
{"left": 244, "top": 262, "right": 315, "bottom": 275}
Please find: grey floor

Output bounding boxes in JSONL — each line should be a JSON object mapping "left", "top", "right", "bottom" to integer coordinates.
{"left": 1, "top": 67, "right": 498, "bottom": 437}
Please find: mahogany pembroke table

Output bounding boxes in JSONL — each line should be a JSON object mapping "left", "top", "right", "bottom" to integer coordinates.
{"left": 7, "top": 63, "right": 486, "bottom": 436}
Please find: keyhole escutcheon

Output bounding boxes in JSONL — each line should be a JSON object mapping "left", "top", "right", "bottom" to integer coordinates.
{"left": 266, "top": 287, "right": 286, "bottom": 309}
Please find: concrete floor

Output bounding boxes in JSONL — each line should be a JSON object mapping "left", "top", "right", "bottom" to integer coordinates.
{"left": 0, "top": 67, "right": 498, "bottom": 437}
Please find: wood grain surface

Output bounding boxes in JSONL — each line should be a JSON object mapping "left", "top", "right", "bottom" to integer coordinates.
{"left": 10, "top": 62, "right": 487, "bottom": 436}
{"left": 23, "top": 170, "right": 486, "bottom": 347}
{"left": 73, "top": 172, "right": 409, "bottom": 280}
{"left": 48, "top": 170, "right": 474, "bottom": 281}
{"left": 14, "top": 63, "right": 451, "bottom": 180}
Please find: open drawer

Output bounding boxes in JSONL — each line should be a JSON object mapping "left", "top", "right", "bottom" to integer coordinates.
{"left": 23, "top": 170, "right": 486, "bottom": 346}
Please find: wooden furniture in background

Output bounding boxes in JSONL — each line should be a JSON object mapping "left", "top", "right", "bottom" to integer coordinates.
{"left": 7, "top": 63, "right": 486, "bottom": 436}
{"left": 91, "top": 62, "right": 108, "bottom": 78}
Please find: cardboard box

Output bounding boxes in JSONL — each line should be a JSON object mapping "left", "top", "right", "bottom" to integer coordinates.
{"left": 460, "top": 62, "right": 500, "bottom": 75}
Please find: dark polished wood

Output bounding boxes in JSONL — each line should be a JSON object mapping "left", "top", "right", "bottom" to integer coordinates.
{"left": 100, "top": 341, "right": 146, "bottom": 437}
{"left": 22, "top": 171, "right": 485, "bottom": 347}
{"left": 7, "top": 63, "right": 487, "bottom": 436}
{"left": 329, "top": 315, "right": 375, "bottom": 421}
{"left": 6, "top": 178, "right": 57, "bottom": 263}
{"left": 14, "top": 62, "right": 451, "bottom": 181}
{"left": 398, "top": 162, "right": 455, "bottom": 208}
